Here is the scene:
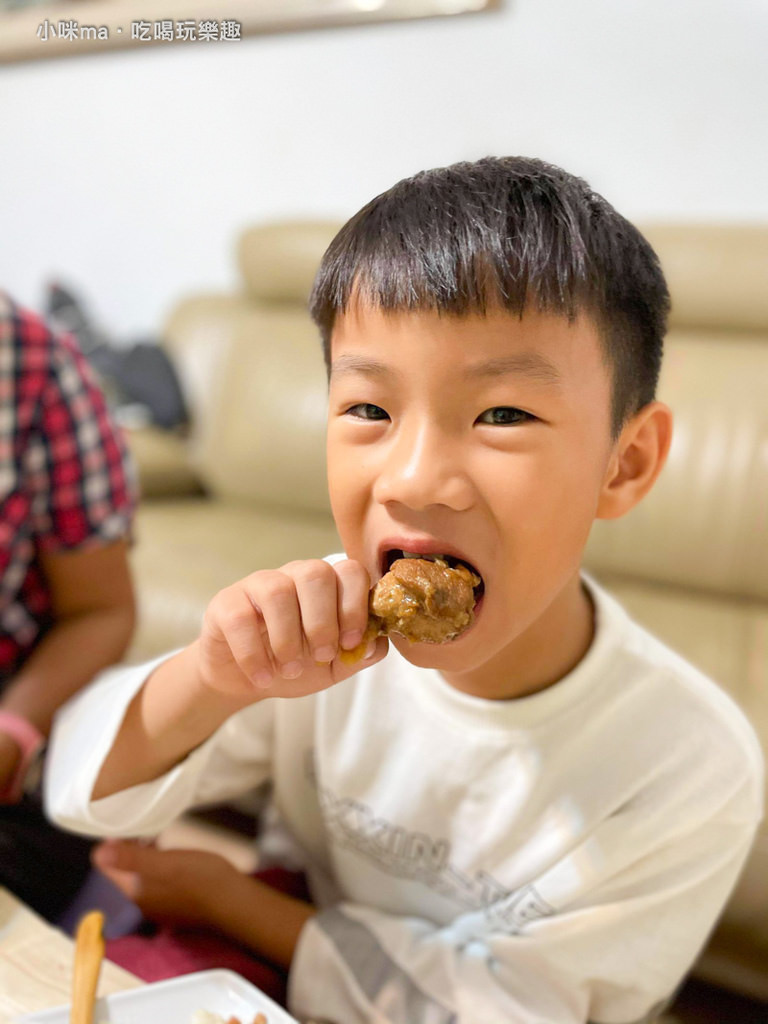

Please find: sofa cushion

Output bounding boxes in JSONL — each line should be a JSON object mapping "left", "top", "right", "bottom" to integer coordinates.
{"left": 162, "top": 293, "right": 255, "bottom": 447}
{"left": 125, "top": 425, "right": 204, "bottom": 499}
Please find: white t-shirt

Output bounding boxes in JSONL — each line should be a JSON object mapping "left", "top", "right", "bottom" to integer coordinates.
{"left": 46, "top": 568, "right": 764, "bottom": 1024}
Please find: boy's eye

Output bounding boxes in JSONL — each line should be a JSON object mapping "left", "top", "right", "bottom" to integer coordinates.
{"left": 345, "top": 403, "right": 389, "bottom": 421}
{"left": 476, "top": 407, "right": 534, "bottom": 426}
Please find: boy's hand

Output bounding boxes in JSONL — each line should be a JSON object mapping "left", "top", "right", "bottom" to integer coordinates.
{"left": 93, "top": 838, "right": 315, "bottom": 967}
{"left": 92, "top": 839, "right": 232, "bottom": 928}
{"left": 196, "top": 558, "right": 387, "bottom": 701}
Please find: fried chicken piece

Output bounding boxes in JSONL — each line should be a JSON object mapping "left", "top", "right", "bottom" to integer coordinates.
{"left": 373, "top": 557, "right": 480, "bottom": 642}
{"left": 339, "top": 557, "right": 481, "bottom": 663}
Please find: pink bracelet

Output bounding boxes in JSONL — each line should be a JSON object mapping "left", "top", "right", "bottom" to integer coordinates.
{"left": 0, "top": 711, "right": 45, "bottom": 802}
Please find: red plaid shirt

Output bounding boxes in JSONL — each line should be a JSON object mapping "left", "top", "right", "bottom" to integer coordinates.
{"left": 0, "top": 293, "right": 136, "bottom": 682}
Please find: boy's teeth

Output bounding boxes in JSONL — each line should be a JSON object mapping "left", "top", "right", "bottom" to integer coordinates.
{"left": 402, "top": 551, "right": 444, "bottom": 560}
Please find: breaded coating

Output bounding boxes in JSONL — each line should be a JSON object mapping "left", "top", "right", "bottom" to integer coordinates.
{"left": 340, "top": 557, "right": 480, "bottom": 663}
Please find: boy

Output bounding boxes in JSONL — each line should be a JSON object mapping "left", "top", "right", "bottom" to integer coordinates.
{"left": 47, "top": 158, "right": 763, "bottom": 1024}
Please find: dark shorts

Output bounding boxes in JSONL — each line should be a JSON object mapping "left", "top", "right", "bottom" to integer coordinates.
{"left": 0, "top": 790, "right": 95, "bottom": 922}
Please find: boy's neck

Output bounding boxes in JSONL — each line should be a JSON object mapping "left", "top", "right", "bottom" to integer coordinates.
{"left": 440, "top": 571, "right": 596, "bottom": 702}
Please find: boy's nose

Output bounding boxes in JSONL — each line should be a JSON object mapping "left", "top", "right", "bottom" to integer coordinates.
{"left": 372, "top": 423, "right": 474, "bottom": 512}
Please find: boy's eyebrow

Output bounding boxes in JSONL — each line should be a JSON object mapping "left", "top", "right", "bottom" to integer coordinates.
{"left": 465, "top": 353, "right": 563, "bottom": 388}
{"left": 330, "top": 355, "right": 393, "bottom": 380}
{"left": 330, "top": 352, "right": 563, "bottom": 388}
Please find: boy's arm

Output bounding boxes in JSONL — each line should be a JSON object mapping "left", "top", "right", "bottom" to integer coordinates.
{"left": 45, "top": 649, "right": 276, "bottom": 839}
{"left": 89, "top": 643, "right": 254, "bottom": 801}
{"left": 46, "top": 558, "right": 386, "bottom": 833}
{"left": 89, "top": 558, "right": 386, "bottom": 801}
{"left": 210, "top": 870, "right": 315, "bottom": 970}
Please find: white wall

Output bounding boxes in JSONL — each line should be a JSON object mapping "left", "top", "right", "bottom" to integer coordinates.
{"left": 1, "top": 0, "right": 766, "bottom": 337}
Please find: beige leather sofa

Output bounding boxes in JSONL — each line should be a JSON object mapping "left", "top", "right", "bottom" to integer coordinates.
{"left": 124, "top": 221, "right": 767, "bottom": 1004}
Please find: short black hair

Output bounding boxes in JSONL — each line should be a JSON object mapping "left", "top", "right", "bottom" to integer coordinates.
{"left": 309, "top": 156, "right": 670, "bottom": 440}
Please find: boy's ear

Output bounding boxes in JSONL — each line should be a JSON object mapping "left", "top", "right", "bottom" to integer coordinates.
{"left": 596, "top": 401, "right": 674, "bottom": 520}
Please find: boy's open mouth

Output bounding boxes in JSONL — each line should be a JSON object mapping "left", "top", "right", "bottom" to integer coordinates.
{"left": 381, "top": 549, "right": 485, "bottom": 602}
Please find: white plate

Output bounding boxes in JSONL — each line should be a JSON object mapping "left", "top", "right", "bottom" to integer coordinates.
{"left": 15, "top": 968, "right": 300, "bottom": 1024}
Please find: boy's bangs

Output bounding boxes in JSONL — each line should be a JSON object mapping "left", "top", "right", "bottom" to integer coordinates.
{"left": 310, "top": 162, "right": 602, "bottom": 340}
{"left": 343, "top": 243, "right": 587, "bottom": 324}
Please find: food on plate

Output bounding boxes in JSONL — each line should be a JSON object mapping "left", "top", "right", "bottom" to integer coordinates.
{"left": 340, "top": 554, "right": 482, "bottom": 663}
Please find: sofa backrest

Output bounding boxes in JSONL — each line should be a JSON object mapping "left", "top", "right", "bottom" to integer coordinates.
{"left": 162, "top": 221, "right": 341, "bottom": 516}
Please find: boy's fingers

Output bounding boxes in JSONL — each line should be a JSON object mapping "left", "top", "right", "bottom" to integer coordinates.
{"left": 92, "top": 840, "right": 145, "bottom": 897}
{"left": 96, "top": 863, "right": 142, "bottom": 900}
{"left": 246, "top": 572, "right": 304, "bottom": 677}
{"left": 287, "top": 560, "right": 341, "bottom": 663}
{"left": 92, "top": 838, "right": 158, "bottom": 872}
{"left": 203, "top": 561, "right": 380, "bottom": 693}
{"left": 335, "top": 560, "right": 372, "bottom": 651}
{"left": 92, "top": 838, "right": 130, "bottom": 869}
{"left": 210, "top": 587, "right": 275, "bottom": 687}
{"left": 228, "top": 622, "right": 276, "bottom": 689}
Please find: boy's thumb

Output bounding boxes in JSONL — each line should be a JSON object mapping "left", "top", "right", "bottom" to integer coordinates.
{"left": 91, "top": 842, "right": 142, "bottom": 900}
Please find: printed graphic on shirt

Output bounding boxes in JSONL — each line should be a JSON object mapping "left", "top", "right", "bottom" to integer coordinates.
{"left": 484, "top": 883, "right": 556, "bottom": 931}
{"left": 317, "top": 780, "right": 554, "bottom": 930}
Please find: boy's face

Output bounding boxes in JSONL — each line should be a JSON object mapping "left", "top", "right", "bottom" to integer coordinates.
{"left": 326, "top": 304, "right": 618, "bottom": 695}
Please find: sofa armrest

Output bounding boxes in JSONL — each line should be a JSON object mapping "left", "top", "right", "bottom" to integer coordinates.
{"left": 124, "top": 425, "right": 205, "bottom": 499}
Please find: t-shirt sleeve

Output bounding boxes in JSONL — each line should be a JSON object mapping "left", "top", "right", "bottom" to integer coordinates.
{"left": 28, "top": 328, "right": 137, "bottom": 551}
{"left": 288, "top": 794, "right": 761, "bottom": 1024}
{"left": 45, "top": 651, "right": 275, "bottom": 838}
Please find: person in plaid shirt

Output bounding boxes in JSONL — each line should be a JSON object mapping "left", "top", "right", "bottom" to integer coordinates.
{"left": 0, "top": 291, "right": 136, "bottom": 920}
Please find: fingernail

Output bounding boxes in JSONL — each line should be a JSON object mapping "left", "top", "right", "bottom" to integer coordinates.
{"left": 253, "top": 670, "right": 273, "bottom": 689}
{"left": 364, "top": 640, "right": 378, "bottom": 660}
{"left": 280, "top": 661, "right": 303, "bottom": 679}
{"left": 341, "top": 630, "right": 362, "bottom": 650}
{"left": 313, "top": 645, "right": 336, "bottom": 663}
